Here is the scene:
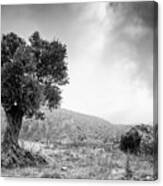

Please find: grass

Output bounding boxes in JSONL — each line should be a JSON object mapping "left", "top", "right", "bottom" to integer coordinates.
{"left": 1, "top": 108, "right": 155, "bottom": 180}
{"left": 1, "top": 140, "right": 154, "bottom": 180}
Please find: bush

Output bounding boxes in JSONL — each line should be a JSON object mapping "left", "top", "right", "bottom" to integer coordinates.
{"left": 137, "top": 124, "right": 154, "bottom": 155}
{"left": 120, "top": 124, "right": 155, "bottom": 156}
{"left": 120, "top": 127, "right": 141, "bottom": 154}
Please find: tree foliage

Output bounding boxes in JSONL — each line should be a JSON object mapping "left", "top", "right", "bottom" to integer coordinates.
{"left": 1, "top": 31, "right": 69, "bottom": 119}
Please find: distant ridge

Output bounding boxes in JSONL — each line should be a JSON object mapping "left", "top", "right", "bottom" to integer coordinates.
{"left": 44, "top": 107, "right": 113, "bottom": 126}
{"left": 2, "top": 108, "right": 129, "bottom": 143}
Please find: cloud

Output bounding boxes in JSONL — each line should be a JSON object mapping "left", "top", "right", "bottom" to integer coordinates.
{"left": 1, "top": 2, "right": 154, "bottom": 123}
{"left": 61, "top": 2, "right": 154, "bottom": 123}
{"left": 100, "top": 2, "right": 154, "bottom": 91}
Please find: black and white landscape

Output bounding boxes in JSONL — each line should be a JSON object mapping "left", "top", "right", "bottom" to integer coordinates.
{"left": 1, "top": 2, "right": 158, "bottom": 180}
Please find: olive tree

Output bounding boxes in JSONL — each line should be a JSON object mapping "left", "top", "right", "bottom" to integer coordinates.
{"left": 1, "top": 32, "right": 68, "bottom": 167}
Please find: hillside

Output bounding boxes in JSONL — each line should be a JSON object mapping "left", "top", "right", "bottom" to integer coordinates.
{"left": 1, "top": 108, "right": 129, "bottom": 145}
{"left": 1, "top": 108, "right": 154, "bottom": 180}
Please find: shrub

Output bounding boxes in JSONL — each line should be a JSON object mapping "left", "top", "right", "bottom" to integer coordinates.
{"left": 120, "top": 127, "right": 141, "bottom": 154}
{"left": 120, "top": 124, "right": 155, "bottom": 156}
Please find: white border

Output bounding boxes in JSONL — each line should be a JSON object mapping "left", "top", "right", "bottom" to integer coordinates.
{"left": 0, "top": 0, "right": 162, "bottom": 185}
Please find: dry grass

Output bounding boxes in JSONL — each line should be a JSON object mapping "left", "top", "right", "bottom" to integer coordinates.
{"left": 1, "top": 108, "right": 155, "bottom": 180}
{"left": 1, "top": 140, "right": 154, "bottom": 180}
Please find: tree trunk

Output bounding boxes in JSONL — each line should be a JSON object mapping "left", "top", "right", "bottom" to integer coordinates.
{"left": 2, "top": 108, "right": 23, "bottom": 152}
{"left": 1, "top": 107, "right": 47, "bottom": 168}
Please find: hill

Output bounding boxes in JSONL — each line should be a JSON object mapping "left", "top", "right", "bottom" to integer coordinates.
{"left": 1, "top": 108, "right": 154, "bottom": 180}
{"left": 1, "top": 108, "right": 129, "bottom": 145}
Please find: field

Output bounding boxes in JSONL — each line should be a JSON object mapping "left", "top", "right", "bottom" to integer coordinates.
{"left": 1, "top": 108, "right": 155, "bottom": 180}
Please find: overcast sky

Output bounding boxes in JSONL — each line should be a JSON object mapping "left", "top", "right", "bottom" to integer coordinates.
{"left": 1, "top": 2, "right": 154, "bottom": 124}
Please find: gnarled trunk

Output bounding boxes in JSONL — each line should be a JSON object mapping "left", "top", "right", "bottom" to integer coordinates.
{"left": 2, "top": 108, "right": 23, "bottom": 152}
{"left": 1, "top": 107, "right": 47, "bottom": 168}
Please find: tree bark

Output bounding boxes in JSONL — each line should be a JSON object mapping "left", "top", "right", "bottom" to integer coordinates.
{"left": 2, "top": 107, "right": 23, "bottom": 152}
{"left": 1, "top": 106, "right": 47, "bottom": 168}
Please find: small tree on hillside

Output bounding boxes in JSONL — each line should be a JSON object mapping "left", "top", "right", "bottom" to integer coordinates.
{"left": 1, "top": 32, "right": 68, "bottom": 167}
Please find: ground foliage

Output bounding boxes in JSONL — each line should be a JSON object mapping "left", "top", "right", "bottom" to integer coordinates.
{"left": 1, "top": 109, "right": 156, "bottom": 180}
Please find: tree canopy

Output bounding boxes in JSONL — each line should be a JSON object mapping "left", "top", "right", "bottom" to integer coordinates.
{"left": 1, "top": 31, "right": 69, "bottom": 118}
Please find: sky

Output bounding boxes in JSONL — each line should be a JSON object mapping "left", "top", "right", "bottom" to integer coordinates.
{"left": 1, "top": 2, "right": 155, "bottom": 124}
